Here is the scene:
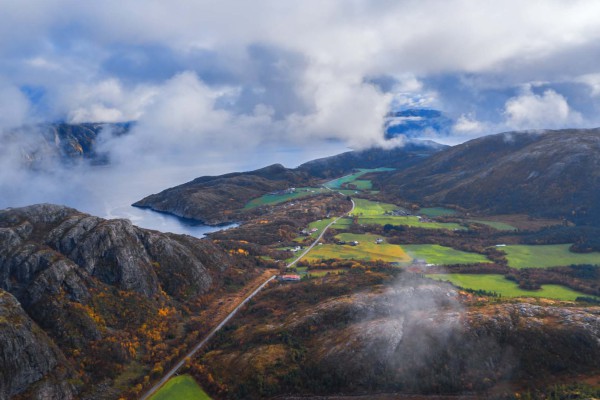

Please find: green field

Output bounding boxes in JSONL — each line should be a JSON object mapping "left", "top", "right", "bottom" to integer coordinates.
{"left": 150, "top": 375, "right": 211, "bottom": 400}
{"left": 469, "top": 220, "right": 517, "bottom": 231}
{"left": 350, "top": 180, "right": 372, "bottom": 190}
{"left": 305, "top": 233, "right": 411, "bottom": 263}
{"left": 427, "top": 273, "right": 597, "bottom": 301}
{"left": 419, "top": 207, "right": 457, "bottom": 217}
{"left": 402, "top": 244, "right": 490, "bottom": 265}
{"left": 324, "top": 168, "right": 394, "bottom": 190}
{"left": 244, "top": 187, "right": 327, "bottom": 209}
{"left": 500, "top": 244, "right": 600, "bottom": 269}
{"left": 351, "top": 199, "right": 464, "bottom": 230}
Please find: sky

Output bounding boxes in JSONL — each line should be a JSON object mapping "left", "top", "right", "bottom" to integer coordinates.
{"left": 2, "top": 0, "right": 600, "bottom": 229}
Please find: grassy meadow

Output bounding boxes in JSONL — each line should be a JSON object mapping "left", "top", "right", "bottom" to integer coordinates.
{"left": 500, "top": 244, "right": 600, "bottom": 269}
{"left": 469, "top": 220, "right": 517, "bottom": 231}
{"left": 149, "top": 375, "right": 211, "bottom": 400}
{"left": 305, "top": 233, "right": 410, "bottom": 263}
{"left": 244, "top": 187, "right": 327, "bottom": 209}
{"left": 351, "top": 199, "right": 464, "bottom": 230}
{"left": 419, "top": 207, "right": 457, "bottom": 217}
{"left": 426, "top": 273, "right": 597, "bottom": 301}
{"left": 402, "top": 244, "right": 490, "bottom": 265}
{"left": 324, "top": 168, "right": 394, "bottom": 190}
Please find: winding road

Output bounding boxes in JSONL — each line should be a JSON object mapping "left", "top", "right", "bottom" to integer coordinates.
{"left": 140, "top": 196, "right": 354, "bottom": 399}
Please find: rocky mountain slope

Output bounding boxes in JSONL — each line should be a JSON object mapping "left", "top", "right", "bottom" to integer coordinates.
{"left": 0, "top": 204, "right": 235, "bottom": 399}
{"left": 199, "top": 274, "right": 600, "bottom": 398}
{"left": 377, "top": 129, "right": 600, "bottom": 225}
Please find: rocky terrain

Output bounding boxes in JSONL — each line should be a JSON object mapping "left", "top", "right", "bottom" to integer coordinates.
{"left": 199, "top": 273, "right": 600, "bottom": 399}
{"left": 0, "top": 204, "right": 238, "bottom": 399}
{"left": 3, "top": 122, "right": 130, "bottom": 167}
{"left": 377, "top": 129, "right": 600, "bottom": 225}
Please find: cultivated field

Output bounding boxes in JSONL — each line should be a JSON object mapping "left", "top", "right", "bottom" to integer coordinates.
{"left": 305, "top": 232, "right": 411, "bottom": 263}
{"left": 419, "top": 207, "right": 457, "bottom": 217}
{"left": 427, "top": 273, "right": 595, "bottom": 301}
{"left": 324, "top": 168, "right": 394, "bottom": 190}
{"left": 351, "top": 199, "right": 464, "bottom": 230}
{"left": 501, "top": 244, "right": 600, "bottom": 269}
{"left": 469, "top": 220, "right": 517, "bottom": 231}
{"left": 149, "top": 375, "right": 211, "bottom": 400}
{"left": 244, "top": 187, "right": 327, "bottom": 209}
{"left": 402, "top": 244, "right": 491, "bottom": 265}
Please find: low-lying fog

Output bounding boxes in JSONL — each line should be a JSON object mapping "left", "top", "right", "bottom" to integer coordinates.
{"left": 0, "top": 139, "right": 348, "bottom": 237}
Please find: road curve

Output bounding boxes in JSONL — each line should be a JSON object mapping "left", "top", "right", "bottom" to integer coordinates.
{"left": 140, "top": 195, "right": 354, "bottom": 400}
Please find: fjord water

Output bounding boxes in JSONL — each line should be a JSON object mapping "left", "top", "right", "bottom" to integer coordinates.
{"left": 2, "top": 141, "right": 348, "bottom": 237}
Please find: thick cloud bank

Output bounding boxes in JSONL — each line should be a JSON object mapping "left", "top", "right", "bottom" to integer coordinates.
{"left": 2, "top": 0, "right": 600, "bottom": 229}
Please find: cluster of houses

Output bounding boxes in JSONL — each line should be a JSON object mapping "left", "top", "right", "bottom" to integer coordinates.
{"left": 300, "top": 227, "right": 319, "bottom": 236}
{"left": 290, "top": 246, "right": 303, "bottom": 253}
{"left": 278, "top": 274, "right": 301, "bottom": 282}
{"left": 384, "top": 209, "right": 412, "bottom": 216}
{"left": 270, "top": 187, "right": 296, "bottom": 196}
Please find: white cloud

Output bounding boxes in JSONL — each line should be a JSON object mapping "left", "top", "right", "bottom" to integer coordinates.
{"left": 0, "top": 82, "right": 30, "bottom": 129}
{"left": 504, "top": 86, "right": 582, "bottom": 129}
{"left": 453, "top": 114, "right": 485, "bottom": 134}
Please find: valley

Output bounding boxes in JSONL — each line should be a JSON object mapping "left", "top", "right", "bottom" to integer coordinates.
{"left": 2, "top": 129, "right": 600, "bottom": 399}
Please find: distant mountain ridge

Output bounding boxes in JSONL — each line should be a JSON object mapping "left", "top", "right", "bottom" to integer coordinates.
{"left": 377, "top": 128, "right": 600, "bottom": 225}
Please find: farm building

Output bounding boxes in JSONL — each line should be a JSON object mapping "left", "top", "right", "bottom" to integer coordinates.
{"left": 279, "top": 274, "right": 301, "bottom": 282}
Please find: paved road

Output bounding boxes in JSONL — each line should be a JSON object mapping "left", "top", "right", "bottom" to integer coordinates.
{"left": 140, "top": 196, "right": 354, "bottom": 399}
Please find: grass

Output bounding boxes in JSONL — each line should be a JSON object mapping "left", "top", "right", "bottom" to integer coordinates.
{"left": 308, "top": 269, "right": 346, "bottom": 277}
{"left": 469, "top": 220, "right": 517, "bottom": 231}
{"left": 500, "top": 244, "right": 600, "bottom": 269}
{"left": 402, "top": 244, "right": 491, "bottom": 265}
{"left": 305, "top": 233, "right": 410, "bottom": 263}
{"left": 426, "top": 273, "right": 598, "bottom": 301}
{"left": 419, "top": 207, "right": 457, "bottom": 217}
{"left": 149, "top": 375, "right": 211, "bottom": 400}
{"left": 350, "top": 180, "right": 372, "bottom": 190}
{"left": 324, "top": 168, "right": 394, "bottom": 190}
{"left": 244, "top": 187, "right": 327, "bottom": 209}
{"left": 351, "top": 199, "right": 464, "bottom": 231}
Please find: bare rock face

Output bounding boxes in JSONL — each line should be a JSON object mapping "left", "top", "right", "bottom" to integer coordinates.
{"left": 0, "top": 290, "right": 75, "bottom": 400}
{"left": 0, "top": 204, "right": 232, "bottom": 302}
{"left": 0, "top": 203, "right": 235, "bottom": 398}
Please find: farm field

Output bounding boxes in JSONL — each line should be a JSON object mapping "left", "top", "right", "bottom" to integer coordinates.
{"left": 402, "top": 244, "right": 491, "bottom": 265}
{"left": 349, "top": 179, "right": 372, "bottom": 190}
{"left": 149, "top": 375, "right": 211, "bottom": 400}
{"left": 351, "top": 199, "right": 464, "bottom": 230}
{"left": 426, "top": 273, "right": 596, "bottom": 301}
{"left": 469, "top": 219, "right": 517, "bottom": 231}
{"left": 308, "top": 268, "right": 346, "bottom": 277}
{"left": 501, "top": 244, "right": 600, "bottom": 269}
{"left": 244, "top": 187, "right": 327, "bottom": 209}
{"left": 324, "top": 168, "right": 394, "bottom": 189}
{"left": 305, "top": 232, "right": 410, "bottom": 263}
{"left": 419, "top": 207, "right": 457, "bottom": 217}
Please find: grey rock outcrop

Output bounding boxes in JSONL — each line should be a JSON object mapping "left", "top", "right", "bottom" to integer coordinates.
{"left": 0, "top": 290, "right": 75, "bottom": 400}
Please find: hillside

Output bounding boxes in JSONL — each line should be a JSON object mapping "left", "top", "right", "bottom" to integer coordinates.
{"left": 376, "top": 129, "right": 600, "bottom": 225}
{"left": 0, "top": 204, "right": 241, "bottom": 399}
{"left": 134, "top": 142, "right": 446, "bottom": 225}
{"left": 197, "top": 273, "right": 600, "bottom": 399}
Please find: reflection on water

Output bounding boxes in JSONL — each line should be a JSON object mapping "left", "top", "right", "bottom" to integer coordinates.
{"left": 105, "top": 205, "right": 238, "bottom": 237}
